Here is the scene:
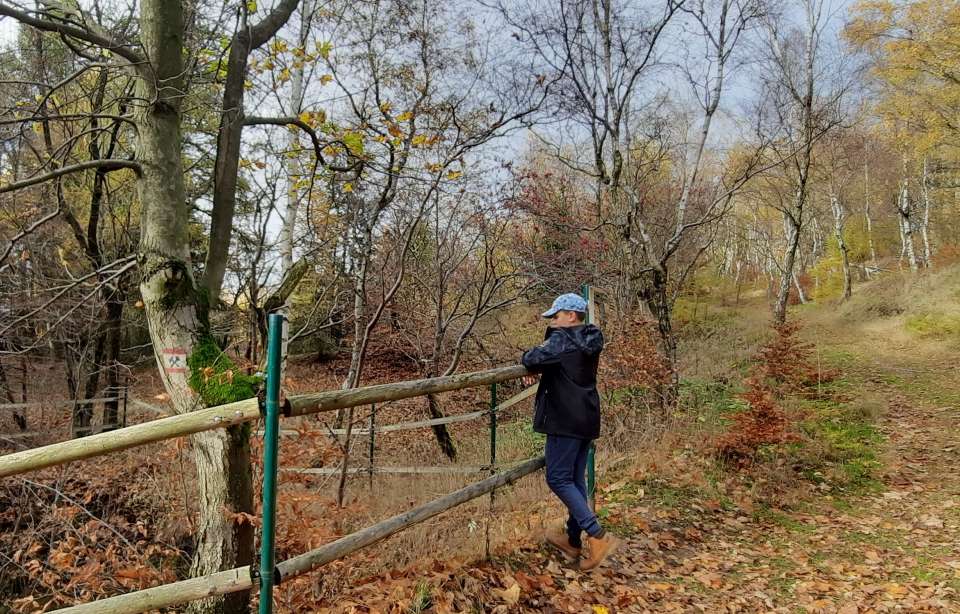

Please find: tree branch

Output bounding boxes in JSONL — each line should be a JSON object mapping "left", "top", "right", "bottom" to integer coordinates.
{"left": 0, "top": 159, "right": 140, "bottom": 193}
{"left": 243, "top": 116, "right": 358, "bottom": 172}
{"left": 0, "top": 2, "right": 145, "bottom": 66}
{"left": 0, "top": 204, "right": 61, "bottom": 273}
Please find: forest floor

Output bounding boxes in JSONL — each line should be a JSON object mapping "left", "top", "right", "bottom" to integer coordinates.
{"left": 3, "top": 273, "right": 959, "bottom": 614}
{"left": 316, "top": 277, "right": 960, "bottom": 613}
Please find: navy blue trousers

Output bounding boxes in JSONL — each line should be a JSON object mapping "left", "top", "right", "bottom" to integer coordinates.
{"left": 545, "top": 435, "right": 602, "bottom": 548}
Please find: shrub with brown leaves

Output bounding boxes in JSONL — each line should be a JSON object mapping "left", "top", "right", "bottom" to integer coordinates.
{"left": 751, "top": 321, "right": 821, "bottom": 396}
{"left": 716, "top": 377, "right": 796, "bottom": 466}
{"left": 716, "top": 320, "right": 830, "bottom": 465}
{"left": 599, "top": 318, "right": 672, "bottom": 394}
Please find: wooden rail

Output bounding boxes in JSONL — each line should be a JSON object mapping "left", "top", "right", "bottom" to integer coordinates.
{"left": 259, "top": 384, "right": 537, "bottom": 438}
{"left": 284, "top": 365, "right": 528, "bottom": 417}
{"left": 0, "top": 365, "right": 529, "bottom": 478}
{"left": 284, "top": 465, "right": 490, "bottom": 475}
{"left": 52, "top": 456, "right": 545, "bottom": 614}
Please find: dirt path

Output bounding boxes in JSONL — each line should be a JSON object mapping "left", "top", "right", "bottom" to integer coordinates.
{"left": 321, "top": 322, "right": 960, "bottom": 613}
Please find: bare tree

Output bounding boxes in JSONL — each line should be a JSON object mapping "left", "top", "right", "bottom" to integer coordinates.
{"left": 822, "top": 132, "right": 857, "bottom": 300}
{"left": 500, "top": 0, "right": 765, "bottom": 390}
{"left": 754, "top": 0, "right": 847, "bottom": 324}
{"left": 395, "top": 187, "right": 534, "bottom": 459}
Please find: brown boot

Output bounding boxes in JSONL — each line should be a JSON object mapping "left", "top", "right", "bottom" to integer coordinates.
{"left": 579, "top": 533, "right": 619, "bottom": 571}
{"left": 544, "top": 529, "right": 582, "bottom": 560}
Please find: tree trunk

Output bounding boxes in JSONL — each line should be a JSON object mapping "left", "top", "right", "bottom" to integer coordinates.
{"left": 793, "top": 272, "right": 807, "bottom": 304}
{"left": 204, "top": 0, "right": 301, "bottom": 299}
{"left": 863, "top": 161, "right": 879, "bottom": 275}
{"left": 774, "top": 212, "right": 801, "bottom": 325}
{"left": 897, "top": 178, "right": 919, "bottom": 272}
{"left": 640, "top": 266, "right": 677, "bottom": 402}
{"left": 0, "top": 354, "right": 26, "bottom": 431}
{"left": 74, "top": 333, "right": 106, "bottom": 437}
{"left": 830, "top": 193, "right": 852, "bottom": 300}
{"left": 920, "top": 156, "right": 933, "bottom": 268}
{"left": 280, "top": 1, "right": 312, "bottom": 274}
{"left": 811, "top": 215, "right": 823, "bottom": 261}
{"left": 137, "top": 3, "right": 253, "bottom": 612}
{"left": 425, "top": 393, "right": 458, "bottom": 460}
{"left": 102, "top": 295, "right": 124, "bottom": 430}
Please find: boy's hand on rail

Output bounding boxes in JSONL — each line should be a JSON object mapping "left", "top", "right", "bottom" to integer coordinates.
{"left": 522, "top": 375, "right": 539, "bottom": 387}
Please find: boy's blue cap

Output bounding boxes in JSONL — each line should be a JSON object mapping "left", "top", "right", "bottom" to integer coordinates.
{"left": 542, "top": 293, "right": 587, "bottom": 318}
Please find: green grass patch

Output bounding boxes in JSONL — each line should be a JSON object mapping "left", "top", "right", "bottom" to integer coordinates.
{"left": 677, "top": 377, "right": 747, "bottom": 428}
{"left": 495, "top": 420, "right": 545, "bottom": 459}
{"left": 786, "top": 395, "right": 885, "bottom": 495}
{"left": 754, "top": 506, "right": 816, "bottom": 534}
{"left": 817, "top": 348, "right": 860, "bottom": 367}
{"left": 905, "top": 312, "right": 960, "bottom": 339}
{"left": 408, "top": 581, "right": 432, "bottom": 614}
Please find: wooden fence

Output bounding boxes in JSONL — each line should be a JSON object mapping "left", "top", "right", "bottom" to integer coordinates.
{"left": 0, "top": 362, "right": 536, "bottom": 613}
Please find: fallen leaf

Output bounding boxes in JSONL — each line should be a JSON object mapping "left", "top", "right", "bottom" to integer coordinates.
{"left": 497, "top": 583, "right": 521, "bottom": 605}
{"left": 648, "top": 582, "right": 674, "bottom": 592}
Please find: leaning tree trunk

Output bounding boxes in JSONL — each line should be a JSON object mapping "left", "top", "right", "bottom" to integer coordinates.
{"left": 137, "top": 3, "right": 253, "bottom": 613}
{"left": 640, "top": 265, "right": 678, "bottom": 404}
{"left": 425, "top": 393, "right": 457, "bottom": 460}
{"left": 774, "top": 212, "right": 801, "bottom": 325}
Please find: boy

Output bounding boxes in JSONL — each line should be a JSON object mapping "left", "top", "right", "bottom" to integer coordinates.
{"left": 521, "top": 293, "right": 619, "bottom": 571}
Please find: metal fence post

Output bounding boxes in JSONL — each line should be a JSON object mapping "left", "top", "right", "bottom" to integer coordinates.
{"left": 581, "top": 284, "right": 597, "bottom": 509}
{"left": 259, "top": 313, "right": 284, "bottom": 614}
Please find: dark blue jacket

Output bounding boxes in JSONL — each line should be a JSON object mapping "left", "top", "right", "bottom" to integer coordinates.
{"left": 521, "top": 324, "right": 603, "bottom": 440}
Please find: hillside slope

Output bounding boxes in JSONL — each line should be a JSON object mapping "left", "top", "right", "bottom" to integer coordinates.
{"left": 310, "top": 268, "right": 960, "bottom": 613}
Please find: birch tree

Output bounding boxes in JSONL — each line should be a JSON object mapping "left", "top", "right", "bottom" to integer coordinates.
{"left": 755, "top": 0, "right": 847, "bottom": 324}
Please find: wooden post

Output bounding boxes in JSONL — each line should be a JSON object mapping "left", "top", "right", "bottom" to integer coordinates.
{"left": 367, "top": 403, "right": 375, "bottom": 489}
{"left": 0, "top": 398, "right": 261, "bottom": 478}
{"left": 285, "top": 365, "right": 528, "bottom": 417}
{"left": 121, "top": 376, "right": 129, "bottom": 428}
{"left": 485, "top": 382, "right": 497, "bottom": 559}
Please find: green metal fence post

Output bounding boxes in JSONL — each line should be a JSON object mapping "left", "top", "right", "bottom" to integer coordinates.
{"left": 581, "top": 284, "right": 597, "bottom": 509}
{"left": 259, "top": 313, "right": 284, "bottom": 614}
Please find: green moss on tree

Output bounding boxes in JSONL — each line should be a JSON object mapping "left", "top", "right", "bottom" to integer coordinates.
{"left": 187, "top": 336, "right": 261, "bottom": 406}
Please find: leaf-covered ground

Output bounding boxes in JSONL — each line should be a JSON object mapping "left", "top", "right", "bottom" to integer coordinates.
{"left": 314, "top": 309, "right": 960, "bottom": 613}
